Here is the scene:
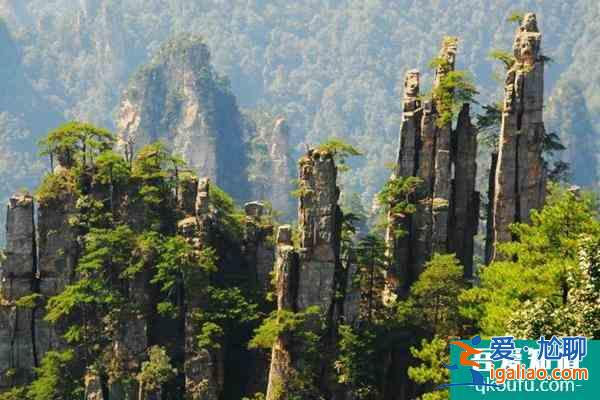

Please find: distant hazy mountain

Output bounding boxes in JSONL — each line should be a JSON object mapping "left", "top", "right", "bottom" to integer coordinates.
{"left": 1, "top": 0, "right": 598, "bottom": 226}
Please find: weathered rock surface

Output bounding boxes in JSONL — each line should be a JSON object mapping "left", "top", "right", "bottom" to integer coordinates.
{"left": 116, "top": 34, "right": 250, "bottom": 201}
{"left": 297, "top": 149, "right": 341, "bottom": 311}
{"left": 431, "top": 38, "right": 457, "bottom": 255}
{"left": 266, "top": 149, "right": 344, "bottom": 400}
{"left": 35, "top": 184, "right": 79, "bottom": 359}
{"left": 386, "top": 37, "right": 479, "bottom": 291}
{"left": 248, "top": 117, "right": 295, "bottom": 218}
{"left": 179, "top": 178, "right": 220, "bottom": 400}
{"left": 0, "top": 194, "right": 37, "bottom": 388}
{"left": 265, "top": 226, "right": 300, "bottom": 400}
{"left": 449, "top": 104, "right": 479, "bottom": 277}
{"left": 243, "top": 201, "right": 275, "bottom": 291}
{"left": 488, "top": 13, "right": 547, "bottom": 262}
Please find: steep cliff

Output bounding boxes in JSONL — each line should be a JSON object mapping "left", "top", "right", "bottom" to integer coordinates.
{"left": 385, "top": 37, "right": 479, "bottom": 292}
{"left": 246, "top": 116, "right": 295, "bottom": 218}
{"left": 0, "top": 123, "right": 278, "bottom": 398}
{"left": 266, "top": 148, "right": 344, "bottom": 400}
{"left": 488, "top": 13, "right": 547, "bottom": 262}
{"left": 117, "top": 35, "right": 250, "bottom": 201}
{"left": 0, "top": 194, "right": 37, "bottom": 387}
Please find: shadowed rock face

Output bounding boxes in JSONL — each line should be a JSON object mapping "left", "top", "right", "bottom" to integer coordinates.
{"left": 0, "top": 189, "right": 79, "bottom": 391}
{"left": 488, "top": 13, "right": 547, "bottom": 263}
{"left": 116, "top": 34, "right": 250, "bottom": 202}
{"left": 386, "top": 37, "right": 479, "bottom": 293}
{"left": 266, "top": 149, "right": 345, "bottom": 400}
{"left": 0, "top": 194, "right": 36, "bottom": 387}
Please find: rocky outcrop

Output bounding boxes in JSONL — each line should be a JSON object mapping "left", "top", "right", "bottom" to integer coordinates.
{"left": 385, "top": 70, "right": 421, "bottom": 292}
{"left": 488, "top": 13, "right": 547, "bottom": 262}
{"left": 266, "top": 148, "right": 344, "bottom": 400}
{"left": 248, "top": 117, "right": 295, "bottom": 218}
{"left": 35, "top": 183, "right": 79, "bottom": 358}
{"left": 243, "top": 201, "right": 275, "bottom": 292}
{"left": 449, "top": 104, "right": 479, "bottom": 278}
{"left": 265, "top": 226, "right": 300, "bottom": 400}
{"left": 0, "top": 194, "right": 37, "bottom": 387}
{"left": 386, "top": 38, "right": 479, "bottom": 291}
{"left": 116, "top": 34, "right": 250, "bottom": 201}
{"left": 179, "top": 178, "right": 220, "bottom": 400}
{"left": 431, "top": 38, "right": 457, "bottom": 255}
{"left": 297, "top": 150, "right": 341, "bottom": 311}
{"left": 0, "top": 179, "right": 80, "bottom": 391}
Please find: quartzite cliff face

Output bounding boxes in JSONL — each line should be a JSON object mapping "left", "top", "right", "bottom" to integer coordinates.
{"left": 487, "top": 13, "right": 547, "bottom": 263}
{"left": 116, "top": 35, "right": 251, "bottom": 201}
{"left": 267, "top": 148, "right": 345, "bottom": 400}
{"left": 386, "top": 37, "right": 479, "bottom": 291}
{"left": 0, "top": 160, "right": 276, "bottom": 399}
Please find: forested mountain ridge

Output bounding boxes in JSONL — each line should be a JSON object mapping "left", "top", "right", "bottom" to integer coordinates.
{"left": 0, "top": 0, "right": 599, "bottom": 218}
{"left": 0, "top": 6, "right": 599, "bottom": 400}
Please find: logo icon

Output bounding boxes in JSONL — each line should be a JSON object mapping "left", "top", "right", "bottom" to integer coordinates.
{"left": 438, "top": 335, "right": 501, "bottom": 389}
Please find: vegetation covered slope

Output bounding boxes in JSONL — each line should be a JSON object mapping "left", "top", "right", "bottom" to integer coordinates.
{"left": 1, "top": 0, "right": 599, "bottom": 213}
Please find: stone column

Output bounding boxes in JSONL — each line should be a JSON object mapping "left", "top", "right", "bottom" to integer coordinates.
{"left": 265, "top": 226, "right": 300, "bottom": 400}
{"left": 490, "top": 13, "right": 547, "bottom": 261}
{"left": 431, "top": 37, "right": 457, "bottom": 254}
{"left": 36, "top": 187, "right": 78, "bottom": 358}
{"left": 179, "top": 177, "right": 220, "bottom": 400}
{"left": 0, "top": 194, "right": 37, "bottom": 388}
{"left": 449, "top": 104, "right": 479, "bottom": 277}
{"left": 243, "top": 201, "right": 275, "bottom": 291}
{"left": 297, "top": 149, "right": 341, "bottom": 311}
{"left": 385, "top": 69, "right": 421, "bottom": 294}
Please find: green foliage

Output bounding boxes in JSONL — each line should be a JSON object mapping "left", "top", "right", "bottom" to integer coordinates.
{"left": 249, "top": 306, "right": 320, "bottom": 349}
{"left": 36, "top": 169, "right": 77, "bottom": 204}
{"left": 45, "top": 224, "right": 136, "bottom": 365}
{"left": 28, "top": 350, "right": 83, "bottom": 400}
{"left": 137, "top": 346, "right": 177, "bottom": 394}
{"left": 431, "top": 70, "right": 478, "bottom": 127}
{"left": 151, "top": 235, "right": 217, "bottom": 295}
{"left": 476, "top": 102, "right": 502, "bottom": 149}
{"left": 197, "top": 322, "right": 225, "bottom": 351}
{"left": 377, "top": 176, "right": 421, "bottom": 238}
{"left": 507, "top": 11, "right": 525, "bottom": 25}
{"left": 15, "top": 293, "right": 43, "bottom": 309}
{"left": 191, "top": 285, "right": 260, "bottom": 351}
{"left": 39, "top": 121, "right": 115, "bottom": 168}
{"left": 242, "top": 393, "right": 266, "bottom": 400}
{"left": 355, "top": 234, "right": 389, "bottom": 321}
{"left": 548, "top": 160, "right": 571, "bottom": 183}
{"left": 408, "top": 337, "right": 449, "bottom": 400}
{"left": 489, "top": 49, "right": 515, "bottom": 70}
{"left": 428, "top": 57, "right": 447, "bottom": 70}
{"left": 0, "top": 387, "right": 29, "bottom": 400}
{"left": 94, "top": 150, "right": 130, "bottom": 185}
{"left": 209, "top": 183, "right": 246, "bottom": 241}
{"left": 132, "top": 142, "right": 182, "bottom": 181}
{"left": 336, "top": 324, "right": 381, "bottom": 399}
{"left": 398, "top": 254, "right": 468, "bottom": 336}
{"left": 316, "top": 138, "right": 362, "bottom": 173}
{"left": 401, "top": 254, "right": 468, "bottom": 398}
{"left": 461, "top": 185, "right": 600, "bottom": 335}
{"left": 132, "top": 142, "right": 184, "bottom": 228}
{"left": 542, "top": 131, "right": 567, "bottom": 156}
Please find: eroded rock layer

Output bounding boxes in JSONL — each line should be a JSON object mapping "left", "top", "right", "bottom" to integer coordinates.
{"left": 266, "top": 148, "right": 344, "bottom": 400}
{"left": 386, "top": 37, "right": 479, "bottom": 293}
{"left": 488, "top": 13, "right": 547, "bottom": 262}
{"left": 116, "top": 35, "right": 250, "bottom": 201}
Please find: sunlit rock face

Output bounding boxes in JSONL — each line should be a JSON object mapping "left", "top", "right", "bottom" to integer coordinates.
{"left": 116, "top": 34, "right": 250, "bottom": 202}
